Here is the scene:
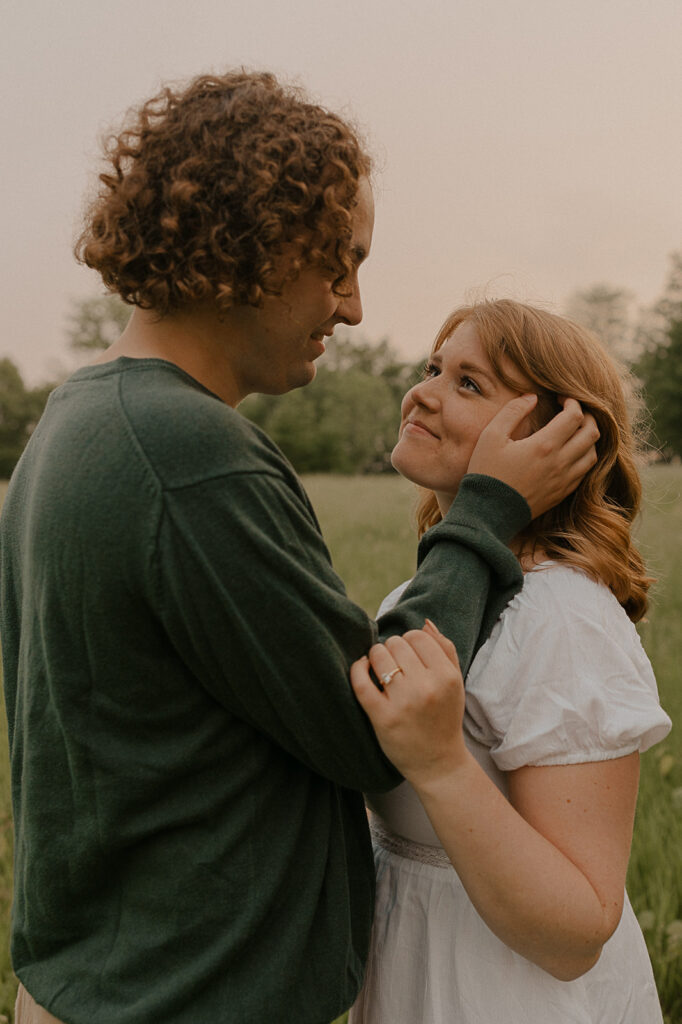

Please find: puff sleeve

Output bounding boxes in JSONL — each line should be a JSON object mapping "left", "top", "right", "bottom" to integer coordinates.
{"left": 464, "top": 565, "right": 672, "bottom": 771}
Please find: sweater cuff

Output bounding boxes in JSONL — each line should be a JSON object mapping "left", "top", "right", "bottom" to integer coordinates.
{"left": 421, "top": 474, "right": 530, "bottom": 556}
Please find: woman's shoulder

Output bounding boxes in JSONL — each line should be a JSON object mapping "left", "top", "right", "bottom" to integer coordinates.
{"left": 515, "top": 559, "right": 618, "bottom": 608}
{"left": 498, "top": 561, "right": 638, "bottom": 644}
{"left": 465, "top": 562, "right": 671, "bottom": 769}
{"left": 471, "top": 560, "right": 649, "bottom": 686}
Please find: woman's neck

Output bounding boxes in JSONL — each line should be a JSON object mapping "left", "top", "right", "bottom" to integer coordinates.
{"left": 435, "top": 491, "right": 547, "bottom": 574}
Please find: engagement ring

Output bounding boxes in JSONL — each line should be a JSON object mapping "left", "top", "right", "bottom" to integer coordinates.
{"left": 380, "top": 667, "right": 404, "bottom": 687}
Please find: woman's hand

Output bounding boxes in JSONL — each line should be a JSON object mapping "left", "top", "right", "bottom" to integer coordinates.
{"left": 468, "top": 395, "right": 600, "bottom": 518}
{"left": 350, "top": 621, "right": 467, "bottom": 788}
{"left": 353, "top": 618, "right": 639, "bottom": 980}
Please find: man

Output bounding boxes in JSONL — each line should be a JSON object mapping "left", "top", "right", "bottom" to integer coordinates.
{"left": 0, "top": 71, "right": 597, "bottom": 1023}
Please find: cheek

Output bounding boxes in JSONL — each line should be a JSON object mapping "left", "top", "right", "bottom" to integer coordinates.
{"left": 441, "top": 405, "right": 489, "bottom": 454}
{"left": 399, "top": 389, "right": 416, "bottom": 424}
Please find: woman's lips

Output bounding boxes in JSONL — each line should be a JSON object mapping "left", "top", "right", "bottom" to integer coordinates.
{"left": 404, "top": 420, "right": 438, "bottom": 439}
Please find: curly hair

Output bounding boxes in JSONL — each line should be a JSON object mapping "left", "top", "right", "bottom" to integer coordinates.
{"left": 75, "top": 71, "right": 372, "bottom": 314}
{"left": 414, "top": 299, "right": 652, "bottom": 622}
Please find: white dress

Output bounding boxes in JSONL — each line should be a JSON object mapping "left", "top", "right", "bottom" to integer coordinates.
{"left": 351, "top": 564, "right": 672, "bottom": 1024}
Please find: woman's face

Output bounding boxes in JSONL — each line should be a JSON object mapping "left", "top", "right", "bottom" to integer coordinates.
{"left": 391, "top": 320, "right": 531, "bottom": 513}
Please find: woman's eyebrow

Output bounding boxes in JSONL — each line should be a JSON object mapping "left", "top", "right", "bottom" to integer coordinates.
{"left": 457, "top": 360, "right": 497, "bottom": 385}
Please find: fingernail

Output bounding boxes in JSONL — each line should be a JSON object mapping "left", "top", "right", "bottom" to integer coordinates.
{"left": 424, "top": 617, "right": 439, "bottom": 632}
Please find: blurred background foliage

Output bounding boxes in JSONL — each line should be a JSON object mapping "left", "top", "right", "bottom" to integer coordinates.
{"left": 1, "top": 251, "right": 681, "bottom": 478}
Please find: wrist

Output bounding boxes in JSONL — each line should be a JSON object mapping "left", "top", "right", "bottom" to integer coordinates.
{"left": 444, "top": 474, "right": 530, "bottom": 544}
{"left": 406, "top": 746, "right": 477, "bottom": 797}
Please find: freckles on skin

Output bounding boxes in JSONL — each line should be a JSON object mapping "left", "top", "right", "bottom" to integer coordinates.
{"left": 391, "top": 322, "right": 537, "bottom": 502}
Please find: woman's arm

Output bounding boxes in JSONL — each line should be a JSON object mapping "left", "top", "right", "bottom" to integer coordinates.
{"left": 350, "top": 626, "right": 639, "bottom": 981}
{"left": 417, "top": 751, "right": 638, "bottom": 980}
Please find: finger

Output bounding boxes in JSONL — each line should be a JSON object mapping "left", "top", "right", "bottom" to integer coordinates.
{"left": 368, "top": 634, "right": 421, "bottom": 675}
{"left": 559, "top": 406, "right": 599, "bottom": 441}
{"left": 574, "top": 412, "right": 600, "bottom": 448}
{"left": 557, "top": 396, "right": 595, "bottom": 426}
{"left": 402, "top": 628, "right": 462, "bottom": 676}
{"left": 423, "top": 619, "right": 461, "bottom": 669}
{"left": 367, "top": 640, "right": 411, "bottom": 689}
{"left": 350, "top": 657, "right": 388, "bottom": 713}
{"left": 529, "top": 399, "right": 585, "bottom": 447}
{"left": 481, "top": 393, "right": 537, "bottom": 440}
{"left": 551, "top": 413, "right": 600, "bottom": 466}
{"left": 561, "top": 446, "right": 599, "bottom": 492}
{"left": 382, "top": 634, "right": 428, "bottom": 671}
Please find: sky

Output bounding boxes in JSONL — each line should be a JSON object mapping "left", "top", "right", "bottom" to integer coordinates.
{"left": 2, "top": 0, "right": 681, "bottom": 384}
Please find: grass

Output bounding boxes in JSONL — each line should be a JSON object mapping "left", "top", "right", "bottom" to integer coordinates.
{"left": 0, "top": 482, "right": 12, "bottom": 1022}
{"left": 626, "top": 465, "right": 682, "bottom": 1020}
{"left": 308, "top": 467, "right": 682, "bottom": 1024}
{"left": 0, "top": 469, "right": 680, "bottom": 1023}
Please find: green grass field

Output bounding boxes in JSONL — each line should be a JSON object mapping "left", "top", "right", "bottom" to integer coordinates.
{"left": 1, "top": 469, "right": 680, "bottom": 1023}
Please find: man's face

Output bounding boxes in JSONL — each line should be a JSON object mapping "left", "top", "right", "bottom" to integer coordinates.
{"left": 233, "top": 176, "right": 375, "bottom": 398}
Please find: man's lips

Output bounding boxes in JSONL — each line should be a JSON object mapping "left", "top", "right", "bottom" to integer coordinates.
{"left": 310, "top": 328, "right": 335, "bottom": 357}
{"left": 404, "top": 419, "right": 439, "bottom": 439}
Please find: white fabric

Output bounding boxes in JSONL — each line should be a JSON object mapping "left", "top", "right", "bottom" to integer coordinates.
{"left": 353, "top": 564, "right": 672, "bottom": 1024}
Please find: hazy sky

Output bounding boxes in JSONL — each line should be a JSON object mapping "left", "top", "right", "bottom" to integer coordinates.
{"left": 2, "top": 0, "right": 681, "bottom": 383}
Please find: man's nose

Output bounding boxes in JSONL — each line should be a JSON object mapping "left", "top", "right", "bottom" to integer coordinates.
{"left": 336, "top": 278, "right": 363, "bottom": 326}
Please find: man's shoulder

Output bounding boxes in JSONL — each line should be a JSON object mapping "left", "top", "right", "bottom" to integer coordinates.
{"left": 114, "top": 360, "right": 293, "bottom": 489}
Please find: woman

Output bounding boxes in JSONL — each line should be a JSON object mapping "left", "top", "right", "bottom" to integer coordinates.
{"left": 349, "top": 299, "right": 672, "bottom": 1023}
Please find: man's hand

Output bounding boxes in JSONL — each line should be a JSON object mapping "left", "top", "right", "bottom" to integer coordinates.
{"left": 468, "top": 395, "right": 599, "bottom": 518}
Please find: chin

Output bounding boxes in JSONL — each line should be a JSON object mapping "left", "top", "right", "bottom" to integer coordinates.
{"left": 279, "top": 361, "right": 317, "bottom": 394}
{"left": 390, "top": 442, "right": 425, "bottom": 487}
{"left": 297, "top": 361, "right": 317, "bottom": 388}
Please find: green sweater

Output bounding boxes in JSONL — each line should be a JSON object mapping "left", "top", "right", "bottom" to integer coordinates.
{"left": 0, "top": 358, "right": 529, "bottom": 1024}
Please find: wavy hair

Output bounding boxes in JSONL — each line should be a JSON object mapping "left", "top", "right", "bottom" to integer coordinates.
{"left": 75, "top": 71, "right": 371, "bottom": 314}
{"left": 415, "top": 299, "right": 652, "bottom": 621}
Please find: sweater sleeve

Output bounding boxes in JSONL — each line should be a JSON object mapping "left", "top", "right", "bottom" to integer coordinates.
{"left": 378, "top": 474, "right": 529, "bottom": 675}
{"left": 154, "top": 469, "right": 529, "bottom": 790}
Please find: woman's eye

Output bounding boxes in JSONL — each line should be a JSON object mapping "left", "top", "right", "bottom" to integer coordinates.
{"left": 460, "top": 376, "right": 481, "bottom": 394}
{"left": 422, "top": 361, "right": 440, "bottom": 379}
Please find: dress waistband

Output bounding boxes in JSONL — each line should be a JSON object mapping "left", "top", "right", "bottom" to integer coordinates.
{"left": 370, "top": 817, "right": 452, "bottom": 868}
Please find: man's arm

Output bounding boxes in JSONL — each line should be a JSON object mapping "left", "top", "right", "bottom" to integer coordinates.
{"left": 155, "top": 396, "right": 598, "bottom": 793}
{"left": 378, "top": 474, "right": 528, "bottom": 676}
{"left": 155, "top": 469, "right": 525, "bottom": 791}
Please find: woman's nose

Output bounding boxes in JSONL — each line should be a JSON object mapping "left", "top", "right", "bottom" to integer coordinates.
{"left": 408, "top": 377, "right": 439, "bottom": 410}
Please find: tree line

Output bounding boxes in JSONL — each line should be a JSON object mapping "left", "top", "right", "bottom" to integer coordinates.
{"left": 1, "top": 253, "right": 681, "bottom": 478}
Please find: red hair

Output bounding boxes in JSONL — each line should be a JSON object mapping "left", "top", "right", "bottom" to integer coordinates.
{"left": 415, "top": 300, "right": 651, "bottom": 622}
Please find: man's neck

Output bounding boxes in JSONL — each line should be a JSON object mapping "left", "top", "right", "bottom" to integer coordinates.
{"left": 90, "top": 306, "right": 244, "bottom": 407}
